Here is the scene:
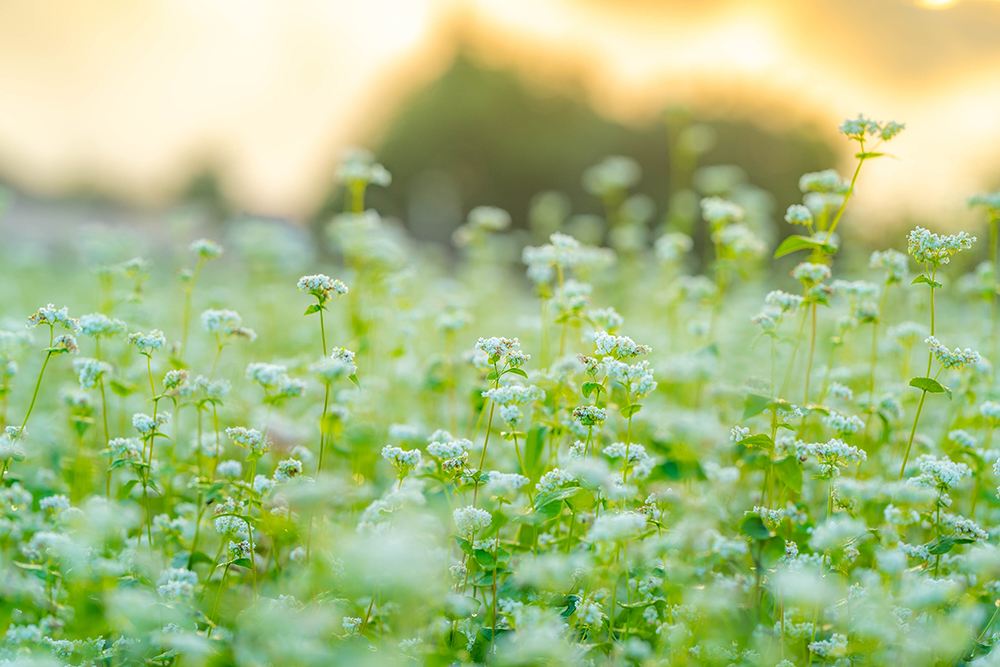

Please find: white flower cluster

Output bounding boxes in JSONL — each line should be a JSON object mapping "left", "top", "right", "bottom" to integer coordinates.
{"left": 335, "top": 148, "right": 391, "bottom": 187}
{"left": 72, "top": 357, "right": 111, "bottom": 391}
{"left": 910, "top": 454, "right": 971, "bottom": 490}
{"left": 127, "top": 330, "right": 166, "bottom": 355}
{"left": 201, "top": 309, "right": 256, "bottom": 341}
{"left": 226, "top": 426, "right": 270, "bottom": 455}
{"left": 522, "top": 232, "right": 615, "bottom": 285}
{"left": 572, "top": 406, "right": 606, "bottom": 426}
{"left": 654, "top": 232, "right": 693, "bottom": 263}
{"left": 482, "top": 384, "right": 544, "bottom": 406}
{"left": 594, "top": 331, "right": 651, "bottom": 359}
{"left": 381, "top": 445, "right": 421, "bottom": 475}
{"left": 133, "top": 412, "right": 170, "bottom": 436}
{"left": 536, "top": 468, "right": 574, "bottom": 493}
{"left": 925, "top": 336, "right": 980, "bottom": 370}
{"left": 246, "top": 362, "right": 306, "bottom": 398}
{"left": 27, "top": 304, "right": 81, "bottom": 332}
{"left": 475, "top": 336, "right": 529, "bottom": 368}
{"left": 839, "top": 114, "right": 905, "bottom": 141}
{"left": 784, "top": 204, "right": 813, "bottom": 226}
{"left": 822, "top": 411, "right": 864, "bottom": 435}
{"left": 453, "top": 505, "right": 491, "bottom": 536}
{"left": 869, "top": 249, "right": 909, "bottom": 283}
{"left": 79, "top": 313, "right": 126, "bottom": 338}
{"left": 907, "top": 226, "right": 976, "bottom": 266}
{"left": 297, "top": 274, "right": 348, "bottom": 303}
{"left": 157, "top": 568, "right": 198, "bottom": 600}
{"left": 603, "top": 358, "right": 657, "bottom": 400}
{"left": 190, "top": 238, "right": 223, "bottom": 259}
{"left": 792, "top": 262, "right": 831, "bottom": 286}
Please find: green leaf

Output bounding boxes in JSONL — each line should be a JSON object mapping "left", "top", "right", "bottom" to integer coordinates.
{"left": 109, "top": 379, "right": 137, "bottom": 397}
{"left": 303, "top": 304, "right": 322, "bottom": 316}
{"left": 486, "top": 371, "right": 499, "bottom": 382}
{"left": 117, "top": 479, "right": 139, "bottom": 500}
{"left": 582, "top": 381, "right": 603, "bottom": 398}
{"left": 773, "top": 234, "right": 837, "bottom": 259}
{"left": 504, "top": 368, "right": 528, "bottom": 379}
{"left": 909, "top": 376, "right": 952, "bottom": 400}
{"left": 774, "top": 456, "right": 803, "bottom": 494}
{"left": 473, "top": 549, "right": 496, "bottom": 568}
{"left": 739, "top": 434, "right": 774, "bottom": 451}
{"left": 738, "top": 514, "right": 773, "bottom": 540}
{"left": 926, "top": 535, "right": 975, "bottom": 555}
{"left": 230, "top": 557, "right": 253, "bottom": 569}
{"left": 911, "top": 274, "right": 943, "bottom": 289}
{"left": 348, "top": 373, "right": 361, "bottom": 389}
{"left": 620, "top": 404, "right": 642, "bottom": 419}
{"left": 855, "top": 151, "right": 885, "bottom": 160}
{"left": 742, "top": 394, "right": 774, "bottom": 421}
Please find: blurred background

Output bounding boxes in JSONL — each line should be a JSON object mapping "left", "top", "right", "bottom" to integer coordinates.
{"left": 2, "top": 0, "right": 1000, "bottom": 251}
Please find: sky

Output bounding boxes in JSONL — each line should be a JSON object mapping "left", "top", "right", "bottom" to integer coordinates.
{"left": 1, "top": 0, "right": 1000, "bottom": 226}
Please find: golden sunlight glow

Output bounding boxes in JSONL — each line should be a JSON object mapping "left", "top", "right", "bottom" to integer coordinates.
{"left": 1, "top": 0, "right": 1000, "bottom": 230}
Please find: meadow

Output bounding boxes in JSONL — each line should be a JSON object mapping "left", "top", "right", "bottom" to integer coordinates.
{"left": 2, "top": 115, "right": 1000, "bottom": 666}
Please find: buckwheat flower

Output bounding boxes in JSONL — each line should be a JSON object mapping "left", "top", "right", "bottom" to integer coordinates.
{"left": 162, "top": 370, "right": 189, "bottom": 393}
{"left": 201, "top": 309, "right": 256, "bottom": 341}
{"left": 603, "top": 358, "right": 657, "bottom": 399}
{"left": 941, "top": 514, "right": 988, "bottom": 543}
{"left": 226, "top": 426, "right": 269, "bottom": 455}
{"left": 216, "top": 460, "right": 243, "bottom": 478}
{"left": 127, "top": 330, "right": 166, "bottom": 355}
{"left": 72, "top": 357, "right": 111, "bottom": 390}
{"left": 442, "top": 453, "right": 468, "bottom": 474}
{"left": 342, "top": 617, "right": 363, "bottom": 636}
{"left": 499, "top": 404, "right": 522, "bottom": 427}
{"left": 133, "top": 412, "right": 169, "bottom": 436}
{"left": 482, "top": 384, "right": 544, "bottom": 406}
{"left": 476, "top": 336, "right": 523, "bottom": 366}
{"left": 792, "top": 262, "right": 831, "bottom": 286}
{"left": 910, "top": 454, "right": 971, "bottom": 489}
{"left": 907, "top": 226, "right": 976, "bottom": 266}
{"left": 214, "top": 498, "right": 249, "bottom": 537}
{"left": 700, "top": 197, "right": 744, "bottom": 228}
{"left": 189, "top": 238, "right": 223, "bottom": 259}
{"left": 603, "top": 442, "right": 649, "bottom": 465}
{"left": 109, "top": 437, "right": 142, "bottom": 462}
{"left": 713, "top": 223, "right": 767, "bottom": 258}
{"left": 572, "top": 406, "right": 606, "bottom": 426}
{"left": 484, "top": 471, "right": 530, "bottom": 498}
{"left": 582, "top": 155, "right": 641, "bottom": 197}
{"left": 808, "top": 633, "right": 848, "bottom": 659}
{"left": 925, "top": 336, "right": 980, "bottom": 369}
{"left": 765, "top": 290, "right": 805, "bottom": 312}
{"left": 823, "top": 411, "right": 864, "bottom": 435}
{"left": 227, "top": 540, "right": 252, "bottom": 562}
{"left": 79, "top": 313, "right": 127, "bottom": 338}
{"left": 948, "top": 429, "right": 979, "bottom": 450}
{"left": 799, "top": 169, "right": 848, "bottom": 194}
{"left": 588, "top": 511, "right": 646, "bottom": 543}
{"left": 594, "top": 331, "right": 651, "bottom": 359}
{"left": 730, "top": 426, "right": 750, "bottom": 443}
{"left": 252, "top": 475, "right": 274, "bottom": 496}
{"left": 27, "top": 304, "right": 81, "bottom": 332}
{"left": 784, "top": 204, "right": 813, "bottom": 226}
{"left": 297, "top": 274, "right": 348, "bottom": 304}
{"left": 590, "top": 307, "right": 624, "bottom": 332}
{"left": 453, "top": 505, "right": 491, "bottom": 537}
{"left": 268, "top": 458, "right": 300, "bottom": 483}
{"left": 39, "top": 494, "right": 70, "bottom": 511}
{"left": 246, "top": 362, "right": 288, "bottom": 389}
{"left": 467, "top": 205, "right": 511, "bottom": 232}
{"left": 654, "top": 232, "right": 693, "bottom": 263}
{"left": 536, "top": 468, "right": 574, "bottom": 493}
{"left": 195, "top": 375, "right": 231, "bottom": 399}
{"left": 157, "top": 568, "right": 198, "bottom": 600}
{"left": 382, "top": 445, "right": 421, "bottom": 477}
{"left": 427, "top": 438, "right": 471, "bottom": 460}
{"left": 869, "top": 249, "right": 909, "bottom": 284}
{"left": 804, "top": 191, "right": 846, "bottom": 217}
{"left": 310, "top": 355, "right": 356, "bottom": 383}
{"left": 839, "top": 114, "right": 882, "bottom": 140}
{"left": 981, "top": 401, "right": 1000, "bottom": 421}
{"left": 336, "top": 147, "right": 391, "bottom": 187}
{"left": 50, "top": 335, "right": 79, "bottom": 355}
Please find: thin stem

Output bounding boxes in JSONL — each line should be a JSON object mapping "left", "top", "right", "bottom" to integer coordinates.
{"left": 804, "top": 302, "right": 817, "bottom": 405}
